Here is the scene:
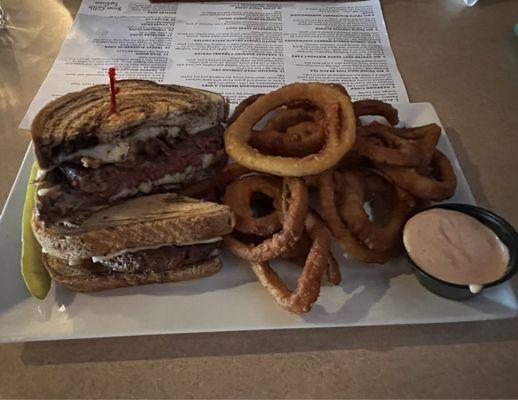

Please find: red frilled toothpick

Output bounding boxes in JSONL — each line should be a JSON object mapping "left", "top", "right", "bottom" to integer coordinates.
{"left": 108, "top": 67, "right": 118, "bottom": 113}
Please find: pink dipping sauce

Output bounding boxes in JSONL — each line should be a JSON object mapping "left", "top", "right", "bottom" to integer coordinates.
{"left": 403, "top": 209, "right": 509, "bottom": 286}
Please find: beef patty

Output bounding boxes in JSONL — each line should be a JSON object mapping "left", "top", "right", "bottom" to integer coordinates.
{"left": 53, "top": 242, "right": 222, "bottom": 277}
{"left": 96, "top": 242, "right": 221, "bottom": 273}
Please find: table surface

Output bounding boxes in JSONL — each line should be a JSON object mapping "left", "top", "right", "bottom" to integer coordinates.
{"left": 1, "top": 0, "right": 518, "bottom": 398}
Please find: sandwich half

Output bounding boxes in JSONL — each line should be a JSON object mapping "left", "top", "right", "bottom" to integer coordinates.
{"left": 36, "top": 194, "right": 233, "bottom": 292}
{"left": 32, "top": 80, "right": 228, "bottom": 225}
{"left": 29, "top": 81, "right": 233, "bottom": 292}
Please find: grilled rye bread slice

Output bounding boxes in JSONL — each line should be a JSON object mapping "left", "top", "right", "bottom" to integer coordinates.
{"left": 32, "top": 193, "right": 234, "bottom": 261}
{"left": 31, "top": 80, "right": 228, "bottom": 170}
{"left": 43, "top": 254, "right": 222, "bottom": 292}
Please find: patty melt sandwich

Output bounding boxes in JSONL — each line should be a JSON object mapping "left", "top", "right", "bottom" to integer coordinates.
{"left": 30, "top": 80, "right": 233, "bottom": 292}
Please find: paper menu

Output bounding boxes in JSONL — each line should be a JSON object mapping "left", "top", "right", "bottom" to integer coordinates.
{"left": 20, "top": 0, "right": 408, "bottom": 128}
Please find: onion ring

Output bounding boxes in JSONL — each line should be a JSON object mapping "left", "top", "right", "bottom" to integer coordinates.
{"left": 248, "top": 213, "right": 332, "bottom": 314}
{"left": 223, "top": 175, "right": 282, "bottom": 236}
{"left": 337, "top": 170, "right": 412, "bottom": 251}
{"left": 353, "top": 99, "right": 399, "bottom": 126}
{"left": 224, "top": 177, "right": 308, "bottom": 262}
{"left": 324, "top": 253, "right": 341, "bottom": 285}
{"left": 389, "top": 123, "right": 441, "bottom": 166}
{"left": 377, "top": 149, "right": 457, "bottom": 200}
{"left": 264, "top": 107, "right": 324, "bottom": 132}
{"left": 228, "top": 94, "right": 263, "bottom": 126}
{"left": 215, "top": 163, "right": 253, "bottom": 187}
{"left": 248, "top": 107, "right": 326, "bottom": 157}
{"left": 280, "top": 229, "right": 341, "bottom": 285}
{"left": 335, "top": 150, "right": 371, "bottom": 171}
{"left": 317, "top": 171, "right": 398, "bottom": 263}
{"left": 280, "top": 231, "right": 312, "bottom": 262}
{"left": 356, "top": 123, "right": 423, "bottom": 166}
{"left": 249, "top": 121, "right": 325, "bottom": 157}
{"left": 225, "top": 83, "right": 356, "bottom": 177}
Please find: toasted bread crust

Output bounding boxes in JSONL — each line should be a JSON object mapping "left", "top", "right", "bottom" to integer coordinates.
{"left": 43, "top": 254, "right": 222, "bottom": 292}
{"left": 32, "top": 194, "right": 234, "bottom": 260}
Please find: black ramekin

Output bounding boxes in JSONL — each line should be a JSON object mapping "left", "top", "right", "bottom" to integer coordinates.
{"left": 403, "top": 203, "right": 518, "bottom": 300}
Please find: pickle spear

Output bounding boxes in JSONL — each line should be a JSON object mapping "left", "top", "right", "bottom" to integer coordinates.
{"left": 20, "top": 162, "right": 50, "bottom": 299}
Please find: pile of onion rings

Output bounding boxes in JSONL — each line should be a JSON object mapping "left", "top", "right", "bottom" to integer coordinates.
{"left": 311, "top": 99, "right": 455, "bottom": 262}
{"left": 248, "top": 213, "right": 334, "bottom": 314}
{"left": 218, "top": 169, "right": 340, "bottom": 314}
{"left": 206, "top": 83, "right": 458, "bottom": 313}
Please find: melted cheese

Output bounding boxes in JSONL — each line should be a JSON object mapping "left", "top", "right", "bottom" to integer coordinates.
{"left": 36, "top": 168, "right": 47, "bottom": 181}
{"left": 90, "top": 237, "right": 223, "bottom": 263}
{"left": 201, "top": 153, "right": 215, "bottom": 168}
{"left": 58, "top": 142, "right": 133, "bottom": 166}
{"left": 37, "top": 187, "right": 54, "bottom": 197}
{"left": 131, "top": 125, "right": 181, "bottom": 142}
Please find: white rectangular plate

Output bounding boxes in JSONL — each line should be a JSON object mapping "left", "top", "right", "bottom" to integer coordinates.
{"left": 1, "top": 102, "right": 517, "bottom": 342}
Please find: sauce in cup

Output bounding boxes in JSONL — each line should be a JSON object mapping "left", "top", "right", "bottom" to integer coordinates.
{"left": 403, "top": 208, "right": 509, "bottom": 287}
